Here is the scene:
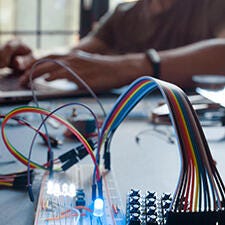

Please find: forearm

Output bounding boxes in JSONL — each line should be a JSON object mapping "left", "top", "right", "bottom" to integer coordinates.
{"left": 118, "top": 53, "right": 153, "bottom": 84}
{"left": 21, "top": 38, "right": 225, "bottom": 91}
{"left": 159, "top": 39, "right": 225, "bottom": 88}
{"left": 83, "top": 38, "right": 225, "bottom": 90}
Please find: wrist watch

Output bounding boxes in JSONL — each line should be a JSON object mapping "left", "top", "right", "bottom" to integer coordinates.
{"left": 145, "top": 48, "right": 161, "bottom": 79}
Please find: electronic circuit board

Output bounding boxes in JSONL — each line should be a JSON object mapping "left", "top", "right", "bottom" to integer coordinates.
{"left": 34, "top": 165, "right": 125, "bottom": 225}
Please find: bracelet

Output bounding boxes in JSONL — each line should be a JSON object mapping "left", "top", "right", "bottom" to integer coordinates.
{"left": 145, "top": 48, "right": 161, "bottom": 79}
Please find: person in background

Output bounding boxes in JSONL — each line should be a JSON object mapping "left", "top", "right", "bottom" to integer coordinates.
{"left": 20, "top": 0, "right": 225, "bottom": 91}
{"left": 0, "top": 39, "right": 33, "bottom": 71}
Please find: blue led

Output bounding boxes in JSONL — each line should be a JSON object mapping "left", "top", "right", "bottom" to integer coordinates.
{"left": 93, "top": 198, "right": 104, "bottom": 217}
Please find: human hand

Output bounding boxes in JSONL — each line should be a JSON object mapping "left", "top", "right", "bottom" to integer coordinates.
{"left": 0, "top": 39, "right": 34, "bottom": 71}
{"left": 20, "top": 50, "right": 150, "bottom": 92}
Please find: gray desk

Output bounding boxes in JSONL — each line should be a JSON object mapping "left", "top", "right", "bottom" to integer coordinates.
{"left": 0, "top": 96, "right": 225, "bottom": 225}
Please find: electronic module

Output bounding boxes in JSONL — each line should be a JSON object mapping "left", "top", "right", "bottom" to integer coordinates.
{"left": 34, "top": 165, "right": 124, "bottom": 225}
{"left": 1, "top": 71, "right": 225, "bottom": 225}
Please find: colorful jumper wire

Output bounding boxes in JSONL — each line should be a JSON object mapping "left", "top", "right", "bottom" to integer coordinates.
{"left": 1, "top": 76, "right": 225, "bottom": 213}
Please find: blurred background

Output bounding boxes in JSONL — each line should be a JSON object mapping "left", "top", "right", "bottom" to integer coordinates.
{"left": 0, "top": 0, "right": 136, "bottom": 49}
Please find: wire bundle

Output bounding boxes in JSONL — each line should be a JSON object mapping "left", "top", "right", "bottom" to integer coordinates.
{"left": 1, "top": 106, "right": 100, "bottom": 180}
{"left": 98, "top": 76, "right": 225, "bottom": 213}
{"left": 0, "top": 170, "right": 34, "bottom": 189}
{"left": 1, "top": 74, "right": 225, "bottom": 213}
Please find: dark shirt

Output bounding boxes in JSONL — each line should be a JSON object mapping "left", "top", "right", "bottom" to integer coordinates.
{"left": 91, "top": 0, "right": 225, "bottom": 53}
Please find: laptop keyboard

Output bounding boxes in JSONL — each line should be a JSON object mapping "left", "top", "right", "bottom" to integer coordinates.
{"left": 0, "top": 74, "right": 25, "bottom": 91}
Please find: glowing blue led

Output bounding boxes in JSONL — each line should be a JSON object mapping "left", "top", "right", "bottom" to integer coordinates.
{"left": 93, "top": 198, "right": 104, "bottom": 217}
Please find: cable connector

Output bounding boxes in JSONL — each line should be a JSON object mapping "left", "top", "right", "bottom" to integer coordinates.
{"left": 61, "top": 157, "right": 79, "bottom": 171}
{"left": 58, "top": 148, "right": 77, "bottom": 163}
{"left": 41, "top": 134, "right": 62, "bottom": 148}
{"left": 103, "top": 138, "right": 111, "bottom": 170}
{"left": 103, "top": 151, "right": 110, "bottom": 170}
{"left": 13, "top": 176, "right": 27, "bottom": 188}
{"left": 59, "top": 139, "right": 96, "bottom": 171}
{"left": 12, "top": 170, "right": 34, "bottom": 189}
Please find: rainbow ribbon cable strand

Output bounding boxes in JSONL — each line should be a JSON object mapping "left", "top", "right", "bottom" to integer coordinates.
{"left": 1, "top": 106, "right": 100, "bottom": 180}
{"left": 99, "top": 76, "right": 225, "bottom": 213}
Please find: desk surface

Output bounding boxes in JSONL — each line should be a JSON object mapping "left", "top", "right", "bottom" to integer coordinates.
{"left": 0, "top": 96, "right": 225, "bottom": 225}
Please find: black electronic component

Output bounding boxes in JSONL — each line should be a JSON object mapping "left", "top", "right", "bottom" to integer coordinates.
{"left": 41, "top": 134, "right": 62, "bottom": 148}
{"left": 58, "top": 139, "right": 95, "bottom": 171}
{"left": 146, "top": 191, "right": 157, "bottom": 199}
{"left": 65, "top": 110, "right": 99, "bottom": 139}
{"left": 129, "top": 189, "right": 141, "bottom": 197}
{"left": 58, "top": 149, "right": 77, "bottom": 163}
{"left": 76, "top": 189, "right": 86, "bottom": 206}
{"left": 0, "top": 170, "right": 35, "bottom": 201}
{"left": 12, "top": 170, "right": 34, "bottom": 190}
{"left": 126, "top": 190, "right": 171, "bottom": 225}
{"left": 61, "top": 157, "right": 78, "bottom": 171}
{"left": 166, "top": 211, "right": 225, "bottom": 225}
{"left": 146, "top": 198, "right": 156, "bottom": 207}
{"left": 162, "top": 200, "right": 171, "bottom": 209}
{"left": 127, "top": 189, "right": 144, "bottom": 225}
{"left": 103, "top": 137, "right": 111, "bottom": 170}
{"left": 146, "top": 214, "right": 158, "bottom": 225}
{"left": 126, "top": 190, "right": 225, "bottom": 225}
{"left": 161, "top": 193, "right": 171, "bottom": 201}
{"left": 130, "top": 204, "right": 141, "bottom": 214}
{"left": 146, "top": 206, "right": 157, "bottom": 215}
{"left": 103, "top": 151, "right": 111, "bottom": 170}
{"left": 128, "top": 213, "right": 141, "bottom": 225}
{"left": 13, "top": 175, "right": 27, "bottom": 187}
{"left": 130, "top": 196, "right": 141, "bottom": 205}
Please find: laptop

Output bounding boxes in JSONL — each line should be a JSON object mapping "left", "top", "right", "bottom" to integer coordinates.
{"left": 0, "top": 68, "right": 83, "bottom": 104}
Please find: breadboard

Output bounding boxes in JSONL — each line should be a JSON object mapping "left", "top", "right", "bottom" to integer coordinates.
{"left": 34, "top": 165, "right": 125, "bottom": 225}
